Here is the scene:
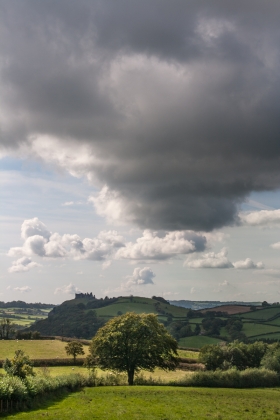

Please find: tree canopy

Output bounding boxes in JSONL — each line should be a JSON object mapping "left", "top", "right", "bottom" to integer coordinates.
{"left": 88, "top": 312, "right": 178, "bottom": 385}
{"left": 65, "top": 341, "right": 85, "bottom": 364}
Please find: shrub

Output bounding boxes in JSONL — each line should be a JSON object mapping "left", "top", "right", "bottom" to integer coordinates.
{"left": 3, "top": 350, "right": 34, "bottom": 378}
{"left": 261, "top": 348, "right": 280, "bottom": 372}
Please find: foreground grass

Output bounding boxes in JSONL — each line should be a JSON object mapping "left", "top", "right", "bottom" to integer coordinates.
{"left": 4, "top": 386, "right": 280, "bottom": 419}
{"left": 0, "top": 340, "right": 89, "bottom": 360}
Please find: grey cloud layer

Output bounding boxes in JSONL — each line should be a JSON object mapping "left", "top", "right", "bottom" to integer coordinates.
{"left": 1, "top": 1, "right": 280, "bottom": 230}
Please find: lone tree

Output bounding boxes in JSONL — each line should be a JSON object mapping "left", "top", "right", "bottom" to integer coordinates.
{"left": 65, "top": 341, "right": 85, "bottom": 364}
{"left": 88, "top": 312, "right": 178, "bottom": 385}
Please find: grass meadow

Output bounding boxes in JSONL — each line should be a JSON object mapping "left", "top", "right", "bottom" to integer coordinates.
{"left": 237, "top": 306, "right": 280, "bottom": 321}
{"left": 4, "top": 386, "right": 280, "bottom": 419}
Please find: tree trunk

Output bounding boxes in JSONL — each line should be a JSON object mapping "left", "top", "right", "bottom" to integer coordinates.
{"left": 127, "top": 368, "right": 134, "bottom": 386}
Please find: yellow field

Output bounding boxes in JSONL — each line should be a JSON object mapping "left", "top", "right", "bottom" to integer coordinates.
{"left": 0, "top": 339, "right": 89, "bottom": 359}
{"left": 0, "top": 365, "right": 191, "bottom": 382}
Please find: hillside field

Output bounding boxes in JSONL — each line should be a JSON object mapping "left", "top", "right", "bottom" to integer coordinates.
{"left": 5, "top": 386, "right": 280, "bottom": 419}
{"left": 93, "top": 296, "right": 188, "bottom": 319}
{"left": 237, "top": 306, "right": 280, "bottom": 321}
{"left": 0, "top": 307, "right": 52, "bottom": 327}
{"left": 201, "top": 305, "right": 253, "bottom": 315}
{"left": 178, "top": 336, "right": 224, "bottom": 348}
{"left": 19, "top": 296, "right": 280, "bottom": 344}
{"left": 181, "top": 304, "right": 280, "bottom": 343}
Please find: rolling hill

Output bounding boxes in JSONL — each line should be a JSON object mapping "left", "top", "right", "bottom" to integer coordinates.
{"left": 27, "top": 295, "right": 188, "bottom": 339}
{"left": 23, "top": 295, "right": 280, "bottom": 347}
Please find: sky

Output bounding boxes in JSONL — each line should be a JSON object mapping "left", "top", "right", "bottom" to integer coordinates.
{"left": 1, "top": 0, "right": 280, "bottom": 304}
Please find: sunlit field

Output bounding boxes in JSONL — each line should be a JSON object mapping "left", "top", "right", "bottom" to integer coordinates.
{"left": 5, "top": 386, "right": 280, "bottom": 419}
{"left": 0, "top": 340, "right": 89, "bottom": 360}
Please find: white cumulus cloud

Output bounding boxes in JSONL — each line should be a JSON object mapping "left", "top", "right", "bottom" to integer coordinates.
{"left": 271, "top": 242, "right": 280, "bottom": 250}
{"left": 185, "top": 249, "right": 264, "bottom": 270}
{"left": 233, "top": 258, "right": 264, "bottom": 269}
{"left": 54, "top": 283, "right": 82, "bottom": 295}
{"left": 8, "top": 257, "right": 39, "bottom": 273}
{"left": 125, "top": 267, "right": 155, "bottom": 287}
{"left": 7, "top": 219, "right": 125, "bottom": 271}
{"left": 13, "top": 286, "right": 32, "bottom": 293}
{"left": 21, "top": 217, "right": 51, "bottom": 240}
{"left": 185, "top": 248, "right": 233, "bottom": 269}
{"left": 115, "top": 230, "right": 206, "bottom": 261}
{"left": 240, "top": 210, "right": 280, "bottom": 226}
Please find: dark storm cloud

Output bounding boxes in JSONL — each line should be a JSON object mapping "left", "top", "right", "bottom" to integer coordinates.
{"left": 1, "top": 0, "right": 280, "bottom": 231}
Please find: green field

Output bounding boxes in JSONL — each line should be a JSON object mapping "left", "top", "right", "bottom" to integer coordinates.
{"left": 237, "top": 306, "right": 280, "bottom": 321}
{"left": 250, "top": 332, "right": 280, "bottom": 340}
{"left": 0, "top": 307, "right": 51, "bottom": 327}
{"left": 264, "top": 318, "right": 280, "bottom": 326}
{"left": 179, "top": 336, "right": 223, "bottom": 348}
{"left": 242, "top": 322, "right": 280, "bottom": 337}
{"left": 5, "top": 386, "right": 280, "bottom": 419}
{"left": 94, "top": 297, "right": 188, "bottom": 319}
{"left": 0, "top": 340, "right": 89, "bottom": 360}
{"left": 188, "top": 317, "right": 204, "bottom": 324}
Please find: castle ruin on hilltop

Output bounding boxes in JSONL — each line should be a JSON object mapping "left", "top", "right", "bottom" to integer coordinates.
{"left": 75, "top": 292, "right": 96, "bottom": 299}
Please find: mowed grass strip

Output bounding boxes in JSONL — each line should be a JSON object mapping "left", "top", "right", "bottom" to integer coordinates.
{"left": 5, "top": 386, "right": 280, "bottom": 419}
{"left": 0, "top": 340, "right": 89, "bottom": 360}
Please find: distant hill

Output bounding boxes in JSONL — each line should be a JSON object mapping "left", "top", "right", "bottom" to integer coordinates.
{"left": 169, "top": 300, "right": 262, "bottom": 311}
{"left": 26, "top": 295, "right": 189, "bottom": 339}
{"left": 0, "top": 300, "right": 54, "bottom": 309}
{"left": 22, "top": 295, "right": 280, "bottom": 346}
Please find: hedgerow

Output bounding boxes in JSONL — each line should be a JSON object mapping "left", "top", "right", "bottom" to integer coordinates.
{"left": 0, "top": 373, "right": 91, "bottom": 403}
{"left": 170, "top": 368, "right": 279, "bottom": 388}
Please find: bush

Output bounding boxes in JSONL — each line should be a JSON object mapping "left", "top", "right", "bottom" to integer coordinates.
{"left": 3, "top": 350, "right": 34, "bottom": 378}
{"left": 261, "top": 348, "right": 280, "bottom": 372}
{"left": 0, "top": 373, "right": 94, "bottom": 403}
{"left": 172, "top": 368, "right": 279, "bottom": 388}
{"left": 199, "top": 341, "right": 268, "bottom": 371}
